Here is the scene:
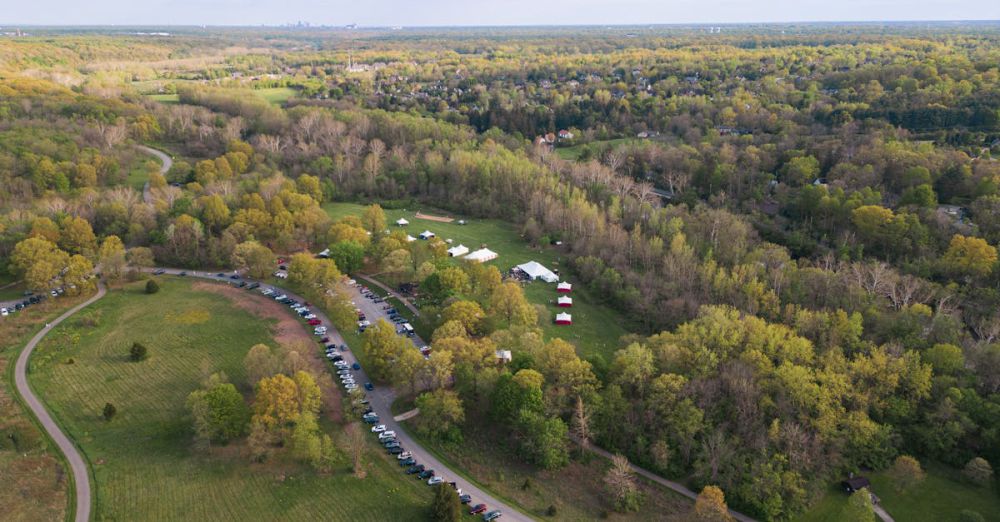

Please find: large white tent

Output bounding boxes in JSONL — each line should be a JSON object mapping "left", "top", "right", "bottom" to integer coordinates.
{"left": 447, "top": 244, "right": 470, "bottom": 257}
{"left": 516, "top": 261, "right": 559, "bottom": 283}
{"left": 464, "top": 248, "right": 499, "bottom": 263}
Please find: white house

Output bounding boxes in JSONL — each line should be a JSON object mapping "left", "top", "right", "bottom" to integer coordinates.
{"left": 465, "top": 248, "right": 499, "bottom": 263}
{"left": 396, "top": 218, "right": 409, "bottom": 226}
{"left": 447, "top": 244, "right": 470, "bottom": 257}
{"left": 515, "top": 261, "right": 559, "bottom": 283}
{"left": 419, "top": 230, "right": 436, "bottom": 240}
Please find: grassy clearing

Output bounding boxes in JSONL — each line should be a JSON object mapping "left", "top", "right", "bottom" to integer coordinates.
{"left": 555, "top": 138, "right": 638, "bottom": 161}
{"left": 29, "top": 278, "right": 430, "bottom": 521}
{"left": 324, "top": 202, "right": 631, "bottom": 361}
{"left": 0, "top": 293, "right": 93, "bottom": 522}
{"left": 148, "top": 94, "right": 180, "bottom": 104}
{"left": 256, "top": 87, "right": 297, "bottom": 105}
{"left": 0, "top": 276, "right": 27, "bottom": 301}
{"left": 403, "top": 411, "right": 692, "bottom": 521}
{"left": 796, "top": 462, "right": 1000, "bottom": 522}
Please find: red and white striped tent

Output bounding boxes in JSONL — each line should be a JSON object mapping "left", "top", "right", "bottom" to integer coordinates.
{"left": 557, "top": 295, "right": 573, "bottom": 307}
{"left": 556, "top": 281, "right": 572, "bottom": 293}
{"left": 555, "top": 312, "right": 573, "bottom": 325}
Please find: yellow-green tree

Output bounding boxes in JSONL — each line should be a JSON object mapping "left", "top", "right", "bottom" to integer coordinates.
{"left": 98, "top": 235, "right": 127, "bottom": 282}
{"left": 59, "top": 216, "right": 97, "bottom": 257}
{"left": 489, "top": 281, "right": 536, "bottom": 327}
{"left": 231, "top": 240, "right": 274, "bottom": 279}
{"left": 942, "top": 234, "right": 997, "bottom": 279}
{"left": 693, "top": 485, "right": 733, "bottom": 522}
{"left": 11, "top": 237, "right": 70, "bottom": 292}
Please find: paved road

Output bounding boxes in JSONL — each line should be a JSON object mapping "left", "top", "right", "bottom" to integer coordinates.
{"left": 357, "top": 274, "right": 421, "bottom": 316}
{"left": 136, "top": 145, "right": 173, "bottom": 204}
{"left": 873, "top": 502, "right": 895, "bottom": 522}
{"left": 573, "top": 436, "right": 757, "bottom": 522}
{"left": 14, "top": 283, "right": 106, "bottom": 522}
{"left": 149, "top": 268, "right": 533, "bottom": 522}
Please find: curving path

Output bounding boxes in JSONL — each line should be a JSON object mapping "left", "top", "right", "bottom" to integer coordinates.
{"left": 136, "top": 145, "right": 173, "bottom": 204}
{"left": 14, "top": 282, "right": 106, "bottom": 522}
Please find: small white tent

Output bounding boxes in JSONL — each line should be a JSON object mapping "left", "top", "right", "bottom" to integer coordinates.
{"left": 396, "top": 218, "right": 409, "bottom": 226}
{"left": 557, "top": 295, "right": 573, "bottom": 307}
{"left": 465, "top": 248, "right": 498, "bottom": 263}
{"left": 555, "top": 312, "right": 573, "bottom": 325}
{"left": 556, "top": 281, "right": 572, "bottom": 293}
{"left": 516, "top": 261, "right": 559, "bottom": 283}
{"left": 406, "top": 235, "right": 417, "bottom": 242}
{"left": 447, "top": 244, "right": 470, "bottom": 257}
{"left": 419, "top": 230, "right": 435, "bottom": 240}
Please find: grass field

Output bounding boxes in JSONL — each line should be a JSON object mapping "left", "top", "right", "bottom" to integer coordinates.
{"left": 0, "top": 274, "right": 26, "bottom": 301}
{"left": 0, "top": 293, "right": 94, "bottom": 522}
{"left": 403, "top": 410, "right": 693, "bottom": 521}
{"left": 555, "top": 138, "right": 638, "bottom": 161}
{"left": 256, "top": 87, "right": 297, "bottom": 105}
{"left": 323, "top": 202, "right": 631, "bottom": 361}
{"left": 29, "top": 278, "right": 431, "bottom": 521}
{"left": 796, "top": 462, "right": 1000, "bottom": 522}
{"left": 148, "top": 93, "right": 180, "bottom": 104}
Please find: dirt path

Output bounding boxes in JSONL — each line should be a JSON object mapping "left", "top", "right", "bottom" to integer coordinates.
{"left": 414, "top": 211, "right": 454, "bottom": 223}
{"left": 136, "top": 145, "right": 173, "bottom": 205}
{"left": 14, "top": 283, "right": 106, "bottom": 522}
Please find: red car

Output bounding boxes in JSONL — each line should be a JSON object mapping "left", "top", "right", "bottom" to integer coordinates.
{"left": 307, "top": 319, "right": 322, "bottom": 326}
{"left": 469, "top": 504, "right": 487, "bottom": 515}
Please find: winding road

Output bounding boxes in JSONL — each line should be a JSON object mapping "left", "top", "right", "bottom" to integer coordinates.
{"left": 136, "top": 145, "right": 173, "bottom": 204}
{"left": 14, "top": 282, "right": 106, "bottom": 522}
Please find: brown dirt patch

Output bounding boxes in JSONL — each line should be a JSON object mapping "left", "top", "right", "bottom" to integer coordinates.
{"left": 415, "top": 211, "right": 454, "bottom": 223}
{"left": 190, "top": 282, "right": 342, "bottom": 423}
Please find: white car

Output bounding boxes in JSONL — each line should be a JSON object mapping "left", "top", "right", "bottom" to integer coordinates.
{"left": 397, "top": 451, "right": 412, "bottom": 460}
{"left": 428, "top": 477, "right": 443, "bottom": 486}
{"left": 342, "top": 380, "right": 356, "bottom": 387}
{"left": 378, "top": 431, "right": 396, "bottom": 440}
{"left": 314, "top": 327, "right": 328, "bottom": 334}
{"left": 371, "top": 424, "right": 387, "bottom": 433}
{"left": 344, "top": 383, "right": 358, "bottom": 390}
{"left": 304, "top": 314, "right": 317, "bottom": 320}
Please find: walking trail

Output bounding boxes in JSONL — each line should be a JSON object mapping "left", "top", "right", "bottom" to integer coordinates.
{"left": 136, "top": 145, "right": 173, "bottom": 204}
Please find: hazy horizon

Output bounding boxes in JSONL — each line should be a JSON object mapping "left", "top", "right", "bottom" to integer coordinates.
{"left": 2, "top": 0, "right": 998, "bottom": 28}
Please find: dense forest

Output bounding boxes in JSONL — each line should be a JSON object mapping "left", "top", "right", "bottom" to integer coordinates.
{"left": 2, "top": 23, "right": 1000, "bottom": 520}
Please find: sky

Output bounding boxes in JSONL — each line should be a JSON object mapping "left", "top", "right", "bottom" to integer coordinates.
{"left": 1, "top": 0, "right": 998, "bottom": 27}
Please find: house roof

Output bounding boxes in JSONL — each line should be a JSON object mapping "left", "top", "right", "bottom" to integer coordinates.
{"left": 842, "top": 477, "right": 870, "bottom": 490}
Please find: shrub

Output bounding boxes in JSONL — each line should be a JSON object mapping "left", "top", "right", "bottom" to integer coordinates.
{"left": 129, "top": 342, "right": 148, "bottom": 361}
{"left": 145, "top": 280, "right": 159, "bottom": 294}
{"left": 959, "top": 510, "right": 986, "bottom": 522}
{"left": 546, "top": 505, "right": 558, "bottom": 516}
{"left": 963, "top": 457, "right": 994, "bottom": 486}
{"left": 102, "top": 402, "right": 117, "bottom": 421}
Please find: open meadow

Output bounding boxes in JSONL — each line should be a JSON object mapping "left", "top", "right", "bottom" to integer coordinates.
{"left": 324, "top": 202, "right": 631, "bottom": 361}
{"left": 28, "top": 278, "right": 430, "bottom": 521}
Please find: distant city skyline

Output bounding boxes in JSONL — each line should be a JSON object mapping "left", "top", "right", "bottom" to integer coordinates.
{"left": 1, "top": 0, "right": 998, "bottom": 27}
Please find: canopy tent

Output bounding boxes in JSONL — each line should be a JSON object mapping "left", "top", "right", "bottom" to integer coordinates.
{"left": 465, "top": 248, "right": 499, "bottom": 263}
{"left": 555, "top": 312, "right": 573, "bottom": 325}
{"left": 447, "top": 244, "right": 470, "bottom": 257}
{"left": 557, "top": 296, "right": 573, "bottom": 307}
{"left": 419, "top": 230, "right": 435, "bottom": 239}
{"left": 406, "top": 235, "right": 417, "bottom": 242}
{"left": 396, "top": 218, "right": 410, "bottom": 226}
{"left": 515, "top": 261, "right": 559, "bottom": 283}
{"left": 556, "top": 281, "right": 572, "bottom": 293}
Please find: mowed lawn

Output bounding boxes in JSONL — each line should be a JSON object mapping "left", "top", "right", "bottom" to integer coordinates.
{"left": 323, "top": 202, "right": 631, "bottom": 361}
{"left": 796, "top": 462, "right": 1000, "bottom": 522}
{"left": 29, "top": 278, "right": 430, "bottom": 522}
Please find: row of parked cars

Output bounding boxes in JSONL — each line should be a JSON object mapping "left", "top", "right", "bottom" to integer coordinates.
{"left": 362, "top": 404, "right": 500, "bottom": 519}
{"left": 1, "top": 287, "right": 64, "bottom": 317}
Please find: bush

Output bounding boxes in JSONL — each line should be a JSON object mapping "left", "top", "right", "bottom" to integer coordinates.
{"left": 102, "top": 402, "right": 116, "bottom": 421}
{"left": 546, "top": 504, "right": 558, "bottom": 516}
{"left": 959, "top": 510, "right": 986, "bottom": 522}
{"left": 962, "top": 457, "right": 994, "bottom": 486}
{"left": 126, "top": 268, "right": 146, "bottom": 282}
{"left": 145, "top": 280, "right": 159, "bottom": 294}
{"left": 129, "top": 342, "right": 148, "bottom": 362}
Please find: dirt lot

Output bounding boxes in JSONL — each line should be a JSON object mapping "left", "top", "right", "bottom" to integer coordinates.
{"left": 191, "top": 282, "right": 342, "bottom": 422}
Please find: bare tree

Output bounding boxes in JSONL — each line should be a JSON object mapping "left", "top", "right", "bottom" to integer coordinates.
{"left": 345, "top": 422, "right": 366, "bottom": 478}
{"left": 571, "top": 395, "right": 592, "bottom": 447}
{"left": 604, "top": 454, "right": 639, "bottom": 512}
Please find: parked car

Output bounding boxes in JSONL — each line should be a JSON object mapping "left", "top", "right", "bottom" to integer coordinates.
{"left": 229, "top": 274, "right": 240, "bottom": 280}
{"left": 371, "top": 424, "right": 386, "bottom": 433}
{"left": 387, "top": 446, "right": 404, "bottom": 455}
{"left": 341, "top": 344, "right": 349, "bottom": 351}
{"left": 364, "top": 382, "right": 374, "bottom": 391}
{"left": 427, "top": 477, "right": 443, "bottom": 486}
{"left": 418, "top": 469, "right": 435, "bottom": 479}
{"left": 406, "top": 464, "right": 424, "bottom": 474}
{"left": 469, "top": 504, "right": 488, "bottom": 515}
{"left": 483, "top": 510, "right": 502, "bottom": 521}
{"left": 399, "top": 457, "right": 416, "bottom": 466}
{"left": 384, "top": 441, "right": 400, "bottom": 449}
{"left": 216, "top": 273, "right": 225, "bottom": 278}
{"left": 379, "top": 431, "right": 396, "bottom": 440}
{"left": 397, "top": 451, "right": 412, "bottom": 460}
{"left": 459, "top": 494, "right": 472, "bottom": 504}
{"left": 352, "top": 362, "right": 361, "bottom": 370}
{"left": 307, "top": 319, "right": 322, "bottom": 326}
{"left": 344, "top": 383, "right": 358, "bottom": 390}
